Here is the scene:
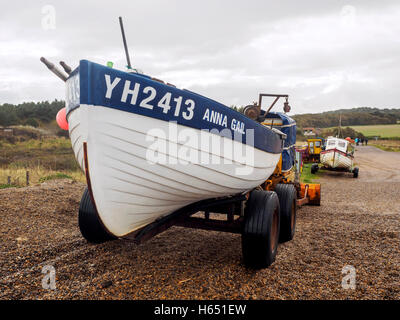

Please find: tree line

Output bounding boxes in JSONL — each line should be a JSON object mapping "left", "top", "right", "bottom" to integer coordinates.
{"left": 231, "top": 106, "right": 399, "bottom": 128}
{"left": 0, "top": 100, "right": 65, "bottom": 127}
{"left": 291, "top": 107, "right": 400, "bottom": 128}
{"left": 1, "top": 100, "right": 399, "bottom": 130}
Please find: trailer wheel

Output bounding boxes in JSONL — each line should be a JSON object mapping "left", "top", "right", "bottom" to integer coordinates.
{"left": 79, "top": 187, "right": 117, "bottom": 243}
{"left": 353, "top": 167, "right": 359, "bottom": 178}
{"left": 311, "top": 163, "right": 318, "bottom": 174}
{"left": 274, "top": 184, "right": 297, "bottom": 243}
{"left": 242, "top": 190, "right": 280, "bottom": 269}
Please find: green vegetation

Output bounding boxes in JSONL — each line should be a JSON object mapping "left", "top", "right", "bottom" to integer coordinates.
{"left": 0, "top": 100, "right": 65, "bottom": 127}
{"left": 0, "top": 133, "right": 85, "bottom": 187}
{"left": 0, "top": 184, "right": 19, "bottom": 189}
{"left": 347, "top": 124, "right": 400, "bottom": 138}
{"left": 296, "top": 127, "right": 306, "bottom": 141}
{"left": 321, "top": 124, "right": 400, "bottom": 139}
{"left": 322, "top": 126, "right": 365, "bottom": 140}
{"left": 230, "top": 104, "right": 400, "bottom": 140}
{"left": 372, "top": 144, "right": 400, "bottom": 152}
{"left": 293, "top": 107, "right": 400, "bottom": 128}
{"left": 230, "top": 105, "right": 246, "bottom": 113}
{"left": 0, "top": 137, "right": 79, "bottom": 170}
{"left": 300, "top": 163, "right": 320, "bottom": 183}
{"left": 0, "top": 167, "right": 85, "bottom": 187}
{"left": 39, "top": 173, "right": 73, "bottom": 183}
{"left": 369, "top": 140, "right": 400, "bottom": 152}
{"left": 291, "top": 107, "right": 400, "bottom": 142}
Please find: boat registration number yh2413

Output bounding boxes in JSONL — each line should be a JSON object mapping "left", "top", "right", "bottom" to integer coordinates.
{"left": 103, "top": 74, "right": 245, "bottom": 134}
{"left": 104, "top": 74, "right": 195, "bottom": 120}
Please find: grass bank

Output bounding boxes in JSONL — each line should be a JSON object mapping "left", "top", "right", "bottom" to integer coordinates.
{"left": 369, "top": 139, "right": 400, "bottom": 152}
{"left": 347, "top": 124, "right": 400, "bottom": 139}
{"left": 300, "top": 163, "right": 321, "bottom": 183}
{"left": 0, "top": 167, "right": 85, "bottom": 188}
{"left": 0, "top": 135, "right": 85, "bottom": 187}
{"left": 0, "top": 137, "right": 79, "bottom": 170}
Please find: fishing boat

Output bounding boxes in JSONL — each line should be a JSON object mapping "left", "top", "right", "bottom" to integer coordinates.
{"left": 318, "top": 136, "right": 359, "bottom": 177}
{"left": 40, "top": 17, "right": 319, "bottom": 269}
{"left": 63, "top": 60, "right": 285, "bottom": 237}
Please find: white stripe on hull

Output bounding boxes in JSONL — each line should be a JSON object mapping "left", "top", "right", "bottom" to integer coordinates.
{"left": 69, "top": 105, "right": 280, "bottom": 236}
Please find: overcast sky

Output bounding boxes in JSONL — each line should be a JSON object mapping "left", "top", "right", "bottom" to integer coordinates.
{"left": 0, "top": 0, "right": 399, "bottom": 114}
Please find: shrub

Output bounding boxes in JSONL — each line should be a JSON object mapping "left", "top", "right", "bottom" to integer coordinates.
{"left": 24, "top": 118, "right": 39, "bottom": 128}
{"left": 39, "top": 173, "right": 73, "bottom": 183}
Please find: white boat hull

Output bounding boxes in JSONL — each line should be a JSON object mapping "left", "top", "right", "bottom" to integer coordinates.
{"left": 320, "top": 149, "right": 353, "bottom": 170}
{"left": 68, "top": 105, "right": 280, "bottom": 237}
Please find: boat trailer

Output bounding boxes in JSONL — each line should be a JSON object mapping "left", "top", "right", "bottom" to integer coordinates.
{"left": 76, "top": 90, "right": 321, "bottom": 269}
{"left": 122, "top": 93, "right": 321, "bottom": 268}
{"left": 127, "top": 182, "right": 319, "bottom": 244}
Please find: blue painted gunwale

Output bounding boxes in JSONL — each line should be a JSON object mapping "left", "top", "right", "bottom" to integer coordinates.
{"left": 66, "top": 60, "right": 284, "bottom": 154}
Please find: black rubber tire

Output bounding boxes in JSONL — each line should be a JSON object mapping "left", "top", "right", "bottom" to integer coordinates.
{"left": 79, "top": 187, "right": 117, "bottom": 243}
{"left": 274, "top": 184, "right": 297, "bottom": 243}
{"left": 353, "top": 167, "right": 359, "bottom": 178}
{"left": 311, "top": 163, "right": 318, "bottom": 174}
{"left": 242, "top": 190, "right": 280, "bottom": 269}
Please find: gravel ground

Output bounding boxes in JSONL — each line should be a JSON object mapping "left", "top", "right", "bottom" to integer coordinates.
{"left": 0, "top": 146, "right": 399, "bottom": 299}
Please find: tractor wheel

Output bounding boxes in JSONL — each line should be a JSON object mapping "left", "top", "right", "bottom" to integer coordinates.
{"left": 353, "top": 167, "right": 359, "bottom": 178}
{"left": 79, "top": 187, "right": 117, "bottom": 243}
{"left": 242, "top": 190, "right": 280, "bottom": 269}
{"left": 274, "top": 184, "right": 297, "bottom": 243}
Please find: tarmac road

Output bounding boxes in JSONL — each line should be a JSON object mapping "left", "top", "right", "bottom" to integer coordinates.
{"left": 0, "top": 146, "right": 399, "bottom": 299}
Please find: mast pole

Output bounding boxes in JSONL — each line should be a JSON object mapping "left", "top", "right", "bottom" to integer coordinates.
{"left": 119, "top": 16, "right": 132, "bottom": 69}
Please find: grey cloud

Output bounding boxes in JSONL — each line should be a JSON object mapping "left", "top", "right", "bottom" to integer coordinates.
{"left": 0, "top": 0, "right": 399, "bottom": 114}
